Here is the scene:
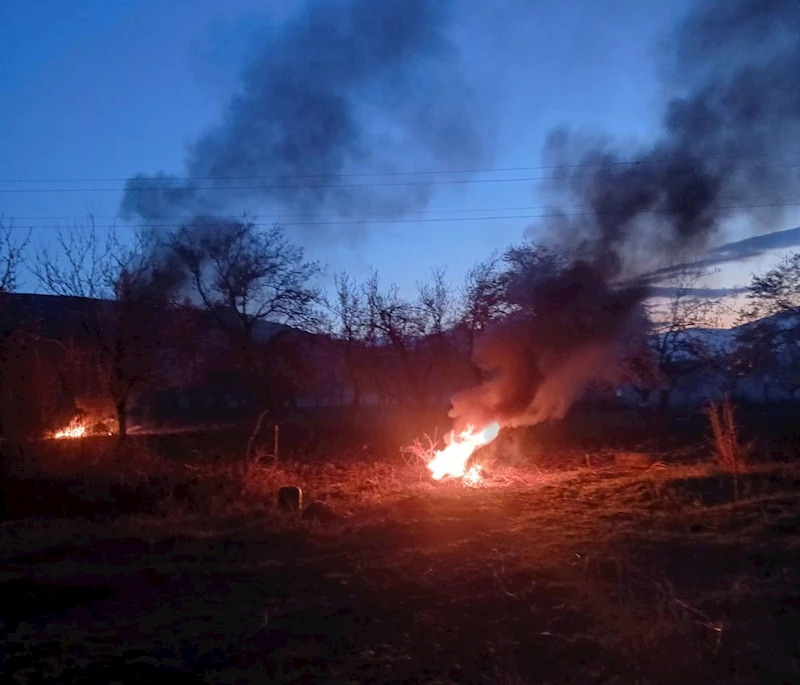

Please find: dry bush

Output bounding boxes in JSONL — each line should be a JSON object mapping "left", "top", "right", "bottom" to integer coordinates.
{"left": 704, "top": 397, "right": 749, "bottom": 478}
{"left": 399, "top": 430, "right": 441, "bottom": 478}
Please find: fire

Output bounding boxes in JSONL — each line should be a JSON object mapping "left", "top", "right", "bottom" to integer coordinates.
{"left": 52, "top": 419, "right": 87, "bottom": 439}
{"left": 428, "top": 422, "right": 500, "bottom": 483}
{"left": 463, "top": 464, "right": 484, "bottom": 487}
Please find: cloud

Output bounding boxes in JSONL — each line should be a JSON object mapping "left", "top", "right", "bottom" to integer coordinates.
{"left": 642, "top": 225, "right": 800, "bottom": 283}
{"left": 706, "top": 226, "right": 800, "bottom": 262}
{"left": 647, "top": 285, "right": 749, "bottom": 300}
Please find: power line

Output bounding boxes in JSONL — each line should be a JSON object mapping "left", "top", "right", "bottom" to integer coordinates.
{"left": 7, "top": 205, "right": 544, "bottom": 221}
{"left": 3, "top": 164, "right": 800, "bottom": 194}
{"left": 0, "top": 175, "right": 582, "bottom": 192}
{"left": 12, "top": 201, "right": 800, "bottom": 230}
{"left": 9, "top": 195, "right": 800, "bottom": 223}
{"left": 1, "top": 152, "right": 799, "bottom": 184}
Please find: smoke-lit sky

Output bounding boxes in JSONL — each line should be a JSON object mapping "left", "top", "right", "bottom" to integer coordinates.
{"left": 2, "top": 0, "right": 798, "bottom": 303}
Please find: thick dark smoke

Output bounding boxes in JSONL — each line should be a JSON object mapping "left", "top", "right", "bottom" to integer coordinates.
{"left": 536, "top": 0, "right": 799, "bottom": 277}
{"left": 119, "top": 0, "right": 484, "bottom": 235}
{"left": 450, "top": 263, "right": 648, "bottom": 430}
{"left": 451, "top": 0, "right": 799, "bottom": 430}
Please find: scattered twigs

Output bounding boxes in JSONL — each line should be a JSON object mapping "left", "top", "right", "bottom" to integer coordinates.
{"left": 675, "top": 598, "right": 726, "bottom": 652}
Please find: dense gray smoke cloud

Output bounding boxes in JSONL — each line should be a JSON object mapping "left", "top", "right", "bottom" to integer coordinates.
{"left": 119, "top": 0, "right": 484, "bottom": 234}
{"left": 451, "top": 0, "right": 800, "bottom": 430}
{"left": 450, "top": 262, "right": 647, "bottom": 430}
{"left": 536, "top": 0, "right": 799, "bottom": 277}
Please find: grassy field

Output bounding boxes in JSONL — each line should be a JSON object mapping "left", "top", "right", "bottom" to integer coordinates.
{"left": 2, "top": 407, "right": 800, "bottom": 684}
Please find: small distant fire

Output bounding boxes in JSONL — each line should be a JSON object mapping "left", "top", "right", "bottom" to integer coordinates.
{"left": 51, "top": 419, "right": 88, "bottom": 440}
{"left": 428, "top": 422, "right": 500, "bottom": 484}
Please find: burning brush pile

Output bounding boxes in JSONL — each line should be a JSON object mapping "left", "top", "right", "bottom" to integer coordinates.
{"left": 426, "top": 422, "right": 500, "bottom": 486}
{"left": 408, "top": 421, "right": 552, "bottom": 488}
{"left": 403, "top": 422, "right": 497, "bottom": 487}
{"left": 51, "top": 419, "right": 88, "bottom": 440}
{"left": 47, "top": 414, "right": 116, "bottom": 440}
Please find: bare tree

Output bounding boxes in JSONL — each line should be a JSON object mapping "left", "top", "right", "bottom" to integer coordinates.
{"left": 0, "top": 216, "right": 30, "bottom": 294}
{"left": 617, "top": 316, "right": 666, "bottom": 406}
{"left": 770, "top": 342, "right": 800, "bottom": 400}
{"left": 416, "top": 267, "right": 462, "bottom": 400}
{"left": 362, "top": 267, "right": 459, "bottom": 409}
{"left": 32, "top": 220, "right": 190, "bottom": 440}
{"left": 742, "top": 253, "right": 800, "bottom": 321}
{"left": 500, "top": 240, "right": 569, "bottom": 311}
{"left": 646, "top": 268, "right": 722, "bottom": 411}
{"left": 328, "top": 272, "right": 375, "bottom": 408}
{"left": 735, "top": 322, "right": 800, "bottom": 402}
{"left": 736, "top": 253, "right": 800, "bottom": 400}
{"left": 459, "top": 252, "right": 507, "bottom": 378}
{"left": 168, "top": 219, "right": 323, "bottom": 452}
{"left": 33, "top": 218, "right": 120, "bottom": 299}
{"left": 363, "top": 270, "right": 423, "bottom": 406}
{"left": 0, "top": 216, "right": 41, "bottom": 440}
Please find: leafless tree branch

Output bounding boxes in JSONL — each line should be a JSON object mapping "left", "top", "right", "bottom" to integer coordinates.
{"left": 0, "top": 216, "right": 30, "bottom": 294}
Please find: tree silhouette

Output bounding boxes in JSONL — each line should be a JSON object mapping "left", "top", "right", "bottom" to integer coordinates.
{"left": 32, "top": 219, "right": 191, "bottom": 440}
{"left": 168, "top": 219, "right": 323, "bottom": 455}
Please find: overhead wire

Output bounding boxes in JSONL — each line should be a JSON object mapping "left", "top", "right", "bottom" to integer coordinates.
{"left": 9, "top": 194, "right": 800, "bottom": 222}
{"left": 1, "top": 151, "right": 799, "bottom": 184}
{"left": 3, "top": 166, "right": 800, "bottom": 194}
{"left": 4, "top": 155, "right": 799, "bottom": 231}
{"left": 9, "top": 200, "right": 800, "bottom": 230}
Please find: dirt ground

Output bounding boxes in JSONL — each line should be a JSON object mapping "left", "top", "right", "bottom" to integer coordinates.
{"left": 2, "top": 445, "right": 800, "bottom": 684}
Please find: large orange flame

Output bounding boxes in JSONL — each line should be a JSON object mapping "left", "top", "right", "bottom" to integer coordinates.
{"left": 428, "top": 422, "right": 500, "bottom": 482}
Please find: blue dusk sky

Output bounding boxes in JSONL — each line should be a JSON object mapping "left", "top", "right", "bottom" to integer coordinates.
{"left": 2, "top": 0, "right": 798, "bottom": 304}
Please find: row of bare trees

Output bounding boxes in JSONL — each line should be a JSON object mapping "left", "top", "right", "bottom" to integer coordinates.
{"left": 2, "top": 213, "right": 799, "bottom": 443}
{"left": 1, "top": 216, "right": 324, "bottom": 442}
{"left": 327, "top": 244, "right": 800, "bottom": 413}
{"left": 735, "top": 254, "right": 800, "bottom": 400}
{"left": 626, "top": 256, "right": 800, "bottom": 408}
{"left": 0, "top": 218, "right": 35, "bottom": 440}
{"left": 328, "top": 268, "right": 466, "bottom": 409}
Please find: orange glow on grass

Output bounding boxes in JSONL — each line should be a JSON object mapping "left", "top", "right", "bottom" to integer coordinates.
{"left": 428, "top": 422, "right": 500, "bottom": 483}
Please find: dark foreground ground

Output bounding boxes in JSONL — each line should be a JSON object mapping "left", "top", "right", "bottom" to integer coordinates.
{"left": 1, "top": 407, "right": 800, "bottom": 684}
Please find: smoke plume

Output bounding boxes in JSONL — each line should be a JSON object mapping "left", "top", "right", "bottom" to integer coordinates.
{"left": 451, "top": 0, "right": 799, "bottom": 430}
{"left": 450, "top": 261, "right": 648, "bottom": 430}
{"left": 539, "top": 0, "right": 799, "bottom": 274}
{"left": 119, "top": 0, "right": 484, "bottom": 235}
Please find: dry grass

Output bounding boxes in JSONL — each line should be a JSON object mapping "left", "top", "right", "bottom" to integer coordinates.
{"left": 3, "top": 432, "right": 800, "bottom": 683}
{"left": 705, "top": 397, "right": 748, "bottom": 472}
{"left": 704, "top": 397, "right": 754, "bottom": 503}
